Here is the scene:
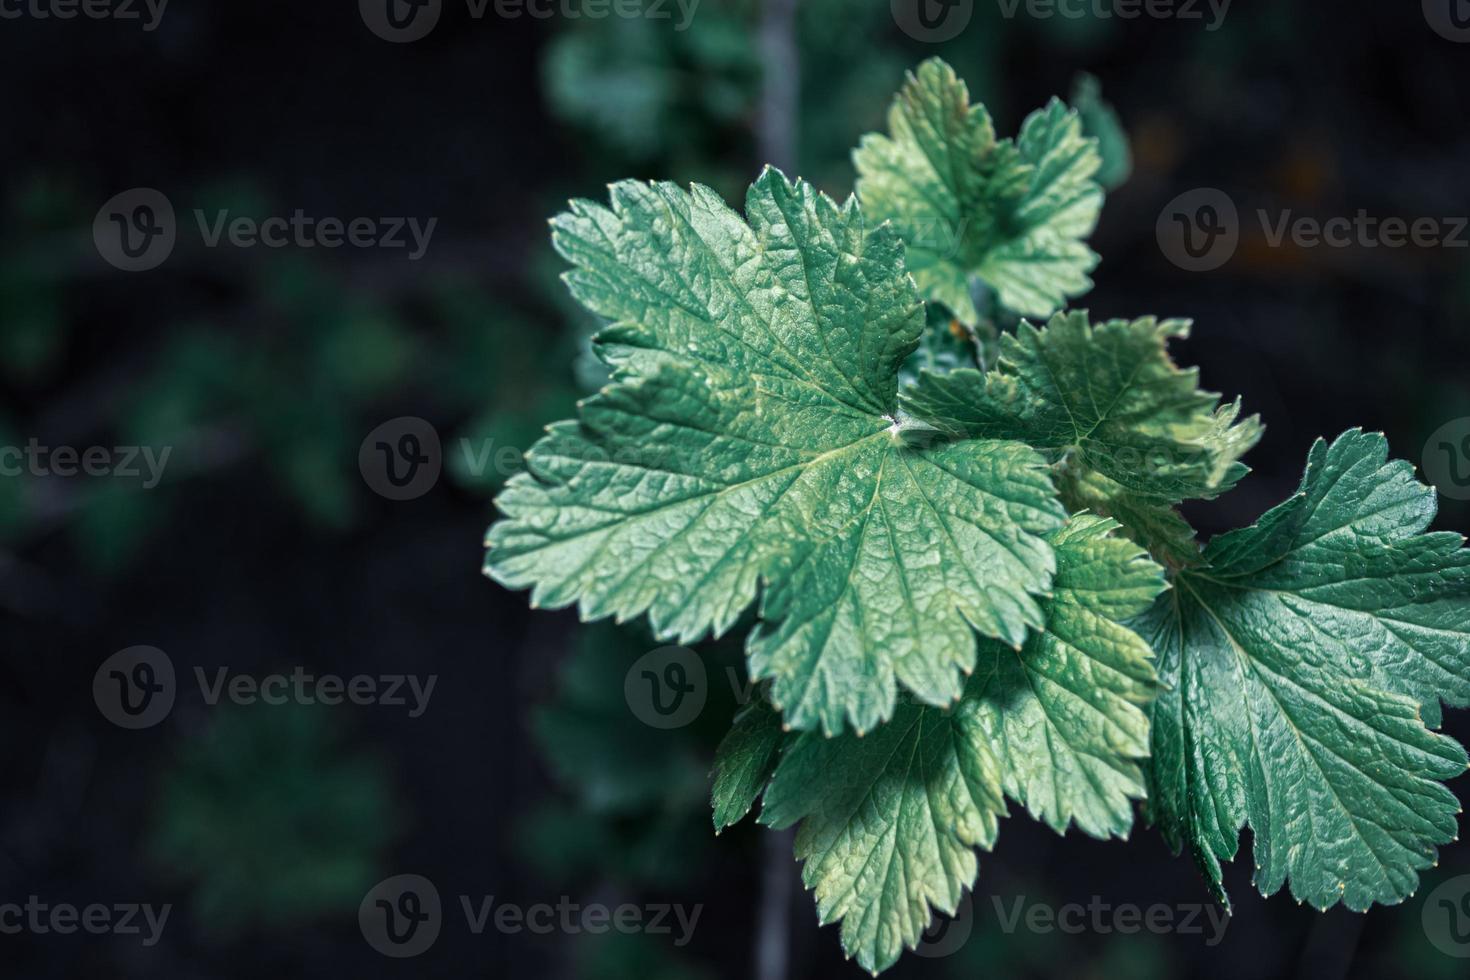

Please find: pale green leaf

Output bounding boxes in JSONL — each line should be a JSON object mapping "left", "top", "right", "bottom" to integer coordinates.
{"left": 760, "top": 692, "right": 1006, "bottom": 975}
{"left": 854, "top": 58, "right": 1103, "bottom": 322}
{"left": 970, "top": 513, "right": 1167, "bottom": 838}
{"left": 1056, "top": 468, "right": 1203, "bottom": 569}
{"left": 1136, "top": 429, "right": 1470, "bottom": 911}
{"left": 758, "top": 515, "right": 1163, "bottom": 973}
{"left": 486, "top": 169, "right": 1067, "bottom": 735}
{"left": 902, "top": 311, "right": 1263, "bottom": 506}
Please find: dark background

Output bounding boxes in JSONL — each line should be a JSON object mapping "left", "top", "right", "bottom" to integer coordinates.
{"left": 3, "top": 1, "right": 1470, "bottom": 977}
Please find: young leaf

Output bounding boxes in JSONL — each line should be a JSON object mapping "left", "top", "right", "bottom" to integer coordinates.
{"left": 1071, "top": 73, "right": 1132, "bottom": 191}
{"left": 485, "top": 170, "right": 1067, "bottom": 735}
{"left": 969, "top": 513, "right": 1167, "bottom": 839}
{"left": 854, "top": 58, "right": 1103, "bottom": 323}
{"left": 758, "top": 515, "right": 1163, "bottom": 973}
{"left": 903, "top": 312, "right": 1262, "bottom": 501}
{"left": 1055, "top": 468, "right": 1204, "bottom": 569}
{"left": 1136, "top": 430, "right": 1470, "bottom": 911}
{"left": 711, "top": 699, "right": 784, "bottom": 832}
{"left": 759, "top": 690, "right": 1007, "bottom": 975}
{"left": 903, "top": 310, "right": 1260, "bottom": 567}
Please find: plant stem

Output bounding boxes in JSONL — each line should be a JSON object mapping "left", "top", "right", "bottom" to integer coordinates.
{"left": 754, "top": 825, "right": 795, "bottom": 980}
{"left": 757, "top": 0, "right": 799, "bottom": 173}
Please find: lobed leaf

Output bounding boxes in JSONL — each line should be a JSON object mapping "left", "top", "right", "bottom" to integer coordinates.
{"left": 854, "top": 58, "right": 1103, "bottom": 323}
{"left": 970, "top": 513, "right": 1167, "bottom": 838}
{"left": 903, "top": 311, "right": 1260, "bottom": 564}
{"left": 757, "top": 516, "right": 1164, "bottom": 973}
{"left": 486, "top": 169, "right": 1067, "bottom": 735}
{"left": 1137, "top": 430, "right": 1470, "bottom": 911}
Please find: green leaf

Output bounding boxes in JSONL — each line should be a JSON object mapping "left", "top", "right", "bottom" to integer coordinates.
{"left": 711, "top": 699, "right": 785, "bottom": 832}
{"left": 854, "top": 58, "right": 1103, "bottom": 322}
{"left": 1136, "top": 430, "right": 1470, "bottom": 912}
{"left": 1056, "top": 468, "right": 1203, "bottom": 569}
{"left": 1071, "top": 73, "right": 1132, "bottom": 191}
{"left": 486, "top": 170, "right": 1067, "bottom": 735}
{"left": 897, "top": 301, "right": 986, "bottom": 386}
{"left": 758, "top": 515, "right": 1163, "bottom": 973}
{"left": 969, "top": 513, "right": 1167, "bottom": 838}
{"left": 902, "top": 312, "right": 1263, "bottom": 503}
{"left": 760, "top": 690, "right": 1006, "bottom": 975}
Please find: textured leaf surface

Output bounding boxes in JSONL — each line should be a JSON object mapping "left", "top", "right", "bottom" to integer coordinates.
{"left": 903, "top": 312, "right": 1263, "bottom": 507}
{"left": 970, "top": 514, "right": 1166, "bottom": 838}
{"left": 1136, "top": 430, "right": 1470, "bottom": 911}
{"left": 1057, "top": 467, "right": 1202, "bottom": 568}
{"left": 758, "top": 516, "right": 1162, "bottom": 973}
{"left": 486, "top": 170, "right": 1067, "bottom": 735}
{"left": 711, "top": 699, "right": 785, "bottom": 832}
{"left": 897, "top": 302, "right": 985, "bottom": 386}
{"left": 760, "top": 689, "right": 1006, "bottom": 975}
{"left": 854, "top": 59, "right": 1103, "bottom": 322}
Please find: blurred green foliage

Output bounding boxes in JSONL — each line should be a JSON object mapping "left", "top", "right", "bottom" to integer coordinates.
{"left": 0, "top": 4, "right": 1136, "bottom": 579}
{"left": 571, "top": 929, "right": 713, "bottom": 980}
{"left": 0, "top": 175, "right": 77, "bottom": 386}
{"left": 534, "top": 625, "right": 712, "bottom": 815}
{"left": 522, "top": 623, "right": 748, "bottom": 888}
{"left": 0, "top": 12, "right": 1162, "bottom": 976}
{"left": 1379, "top": 865, "right": 1470, "bottom": 980}
{"left": 544, "top": 9, "right": 760, "bottom": 170}
{"left": 539, "top": 0, "right": 1026, "bottom": 193}
{"left": 940, "top": 885, "right": 1174, "bottom": 980}
{"left": 147, "top": 703, "right": 399, "bottom": 937}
